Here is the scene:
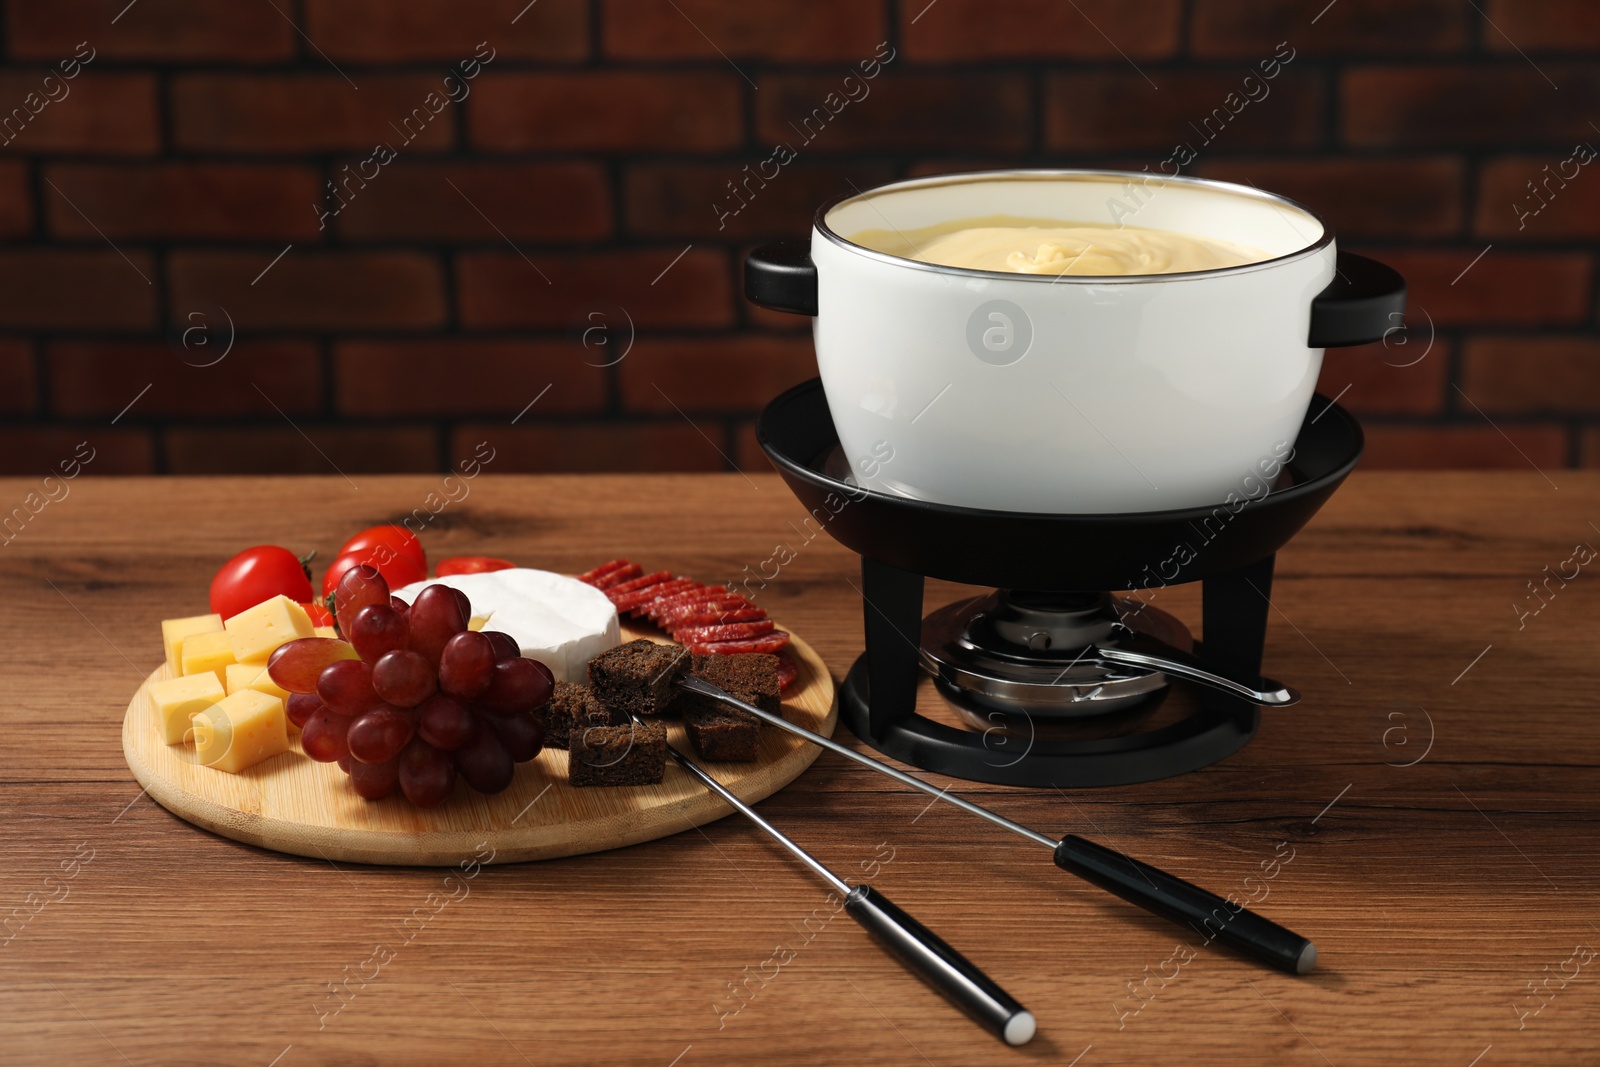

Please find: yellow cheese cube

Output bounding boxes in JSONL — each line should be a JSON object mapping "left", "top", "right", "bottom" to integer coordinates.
{"left": 192, "top": 690, "right": 289, "bottom": 773}
{"left": 161, "top": 613, "right": 222, "bottom": 676}
{"left": 468, "top": 615, "right": 488, "bottom": 632}
{"left": 225, "top": 662, "right": 290, "bottom": 704}
{"left": 181, "top": 629, "right": 236, "bottom": 685}
{"left": 314, "top": 625, "right": 338, "bottom": 639}
{"left": 147, "top": 672, "right": 226, "bottom": 745}
{"left": 224, "top": 595, "right": 314, "bottom": 665}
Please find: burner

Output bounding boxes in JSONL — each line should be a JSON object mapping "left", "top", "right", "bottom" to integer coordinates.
{"left": 921, "top": 591, "right": 1191, "bottom": 722}
{"left": 758, "top": 378, "right": 1364, "bottom": 788}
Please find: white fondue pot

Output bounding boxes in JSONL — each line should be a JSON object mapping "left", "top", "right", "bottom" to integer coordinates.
{"left": 746, "top": 170, "right": 1405, "bottom": 514}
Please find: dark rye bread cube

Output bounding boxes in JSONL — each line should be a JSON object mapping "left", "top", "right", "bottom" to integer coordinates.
{"left": 678, "top": 653, "right": 781, "bottom": 763}
{"left": 568, "top": 718, "right": 667, "bottom": 787}
{"left": 587, "top": 639, "right": 690, "bottom": 718}
{"left": 539, "top": 681, "right": 617, "bottom": 749}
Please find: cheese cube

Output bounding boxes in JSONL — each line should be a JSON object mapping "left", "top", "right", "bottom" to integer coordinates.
{"left": 181, "top": 629, "right": 236, "bottom": 685}
{"left": 314, "top": 625, "right": 338, "bottom": 639}
{"left": 192, "top": 690, "right": 289, "bottom": 773}
{"left": 147, "top": 672, "right": 226, "bottom": 744}
{"left": 161, "top": 613, "right": 223, "bottom": 676}
{"left": 224, "top": 595, "right": 314, "bottom": 665}
{"left": 225, "top": 662, "right": 290, "bottom": 704}
{"left": 468, "top": 615, "right": 488, "bottom": 631}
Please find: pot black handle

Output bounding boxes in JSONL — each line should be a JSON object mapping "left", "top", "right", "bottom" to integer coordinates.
{"left": 745, "top": 241, "right": 818, "bottom": 316}
{"left": 1308, "top": 251, "right": 1407, "bottom": 348}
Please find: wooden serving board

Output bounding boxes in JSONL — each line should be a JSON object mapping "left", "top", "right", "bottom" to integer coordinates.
{"left": 121, "top": 625, "right": 836, "bottom": 866}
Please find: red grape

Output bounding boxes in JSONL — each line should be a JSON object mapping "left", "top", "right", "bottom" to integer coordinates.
{"left": 398, "top": 737, "right": 457, "bottom": 808}
{"left": 372, "top": 649, "right": 437, "bottom": 707}
{"left": 334, "top": 564, "right": 390, "bottom": 637}
{"left": 336, "top": 753, "right": 353, "bottom": 774}
{"left": 286, "top": 692, "right": 321, "bottom": 729}
{"left": 446, "top": 586, "right": 471, "bottom": 622}
{"left": 479, "top": 657, "right": 554, "bottom": 711}
{"left": 484, "top": 707, "right": 545, "bottom": 763}
{"left": 301, "top": 709, "right": 351, "bottom": 762}
{"left": 349, "top": 754, "right": 400, "bottom": 799}
{"left": 317, "top": 659, "right": 382, "bottom": 716}
{"left": 268, "top": 637, "right": 359, "bottom": 694}
{"left": 481, "top": 630, "right": 520, "bottom": 661}
{"left": 350, "top": 603, "right": 408, "bottom": 663}
{"left": 439, "top": 631, "right": 494, "bottom": 699}
{"left": 390, "top": 595, "right": 411, "bottom": 616}
{"left": 417, "top": 694, "right": 473, "bottom": 751}
{"left": 408, "top": 585, "right": 468, "bottom": 665}
{"left": 347, "top": 704, "right": 416, "bottom": 764}
{"left": 453, "top": 720, "right": 514, "bottom": 794}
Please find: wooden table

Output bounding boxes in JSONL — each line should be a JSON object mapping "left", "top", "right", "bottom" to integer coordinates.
{"left": 2, "top": 472, "right": 1596, "bottom": 1066}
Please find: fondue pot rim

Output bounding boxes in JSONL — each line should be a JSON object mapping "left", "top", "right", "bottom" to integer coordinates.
{"left": 813, "top": 168, "right": 1334, "bottom": 286}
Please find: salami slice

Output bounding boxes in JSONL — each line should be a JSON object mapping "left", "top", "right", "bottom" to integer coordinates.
{"left": 645, "top": 585, "right": 730, "bottom": 619}
{"left": 578, "top": 559, "right": 635, "bottom": 586}
{"left": 688, "top": 631, "right": 791, "bottom": 655}
{"left": 775, "top": 654, "right": 798, "bottom": 691}
{"left": 604, "top": 570, "right": 675, "bottom": 598}
{"left": 655, "top": 597, "right": 756, "bottom": 626}
{"left": 593, "top": 563, "right": 643, "bottom": 589}
{"left": 673, "top": 620, "right": 776, "bottom": 644}
{"left": 667, "top": 607, "right": 768, "bottom": 630}
{"left": 614, "top": 578, "right": 701, "bottom": 613}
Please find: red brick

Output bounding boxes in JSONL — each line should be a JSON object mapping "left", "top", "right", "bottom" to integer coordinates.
{"left": 903, "top": 0, "right": 1181, "bottom": 60}
{"left": 1355, "top": 248, "right": 1591, "bottom": 327}
{"left": 1193, "top": 0, "right": 1467, "bottom": 56}
{"left": 0, "top": 162, "right": 30, "bottom": 237}
{"left": 757, "top": 74, "right": 1028, "bottom": 154}
{"left": 1315, "top": 339, "right": 1450, "bottom": 416}
{"left": 1044, "top": 70, "right": 1323, "bottom": 152}
{"left": 335, "top": 340, "right": 608, "bottom": 417}
{"left": 8, "top": 1, "right": 294, "bottom": 61}
{"left": 1460, "top": 337, "right": 1600, "bottom": 415}
{"left": 1196, "top": 157, "right": 1464, "bottom": 239}
{"left": 43, "top": 164, "right": 323, "bottom": 241}
{"left": 49, "top": 341, "right": 322, "bottom": 420}
{"left": 1580, "top": 429, "right": 1600, "bottom": 467}
{"left": 0, "top": 251, "right": 155, "bottom": 330}
{"left": 1484, "top": 0, "right": 1600, "bottom": 52}
{"left": 335, "top": 163, "right": 610, "bottom": 242}
{"left": 306, "top": 0, "right": 588, "bottom": 61}
{"left": 618, "top": 336, "right": 817, "bottom": 413}
{"left": 1343, "top": 66, "right": 1599, "bottom": 148}
{"left": 606, "top": 0, "right": 885, "bottom": 60}
{"left": 165, "top": 426, "right": 439, "bottom": 475}
{"left": 452, "top": 421, "right": 728, "bottom": 473}
{"left": 0, "top": 340, "right": 36, "bottom": 414}
{"left": 172, "top": 75, "right": 457, "bottom": 153}
{"left": 1476, "top": 155, "right": 1600, "bottom": 239}
{"left": 0, "top": 72, "right": 157, "bottom": 155}
{"left": 458, "top": 248, "right": 732, "bottom": 330}
{"left": 169, "top": 251, "right": 445, "bottom": 331}
{"left": 471, "top": 72, "right": 742, "bottom": 152}
{"left": 1359, "top": 425, "right": 1568, "bottom": 470}
{"left": 625, "top": 162, "right": 894, "bottom": 239}
{"left": 0, "top": 428, "right": 154, "bottom": 475}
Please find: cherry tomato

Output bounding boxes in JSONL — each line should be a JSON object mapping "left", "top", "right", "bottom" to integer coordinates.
{"left": 322, "top": 549, "right": 426, "bottom": 599}
{"left": 301, "top": 600, "right": 335, "bottom": 628}
{"left": 436, "top": 556, "right": 515, "bottom": 577}
{"left": 210, "top": 546, "right": 314, "bottom": 620}
{"left": 338, "top": 526, "right": 425, "bottom": 574}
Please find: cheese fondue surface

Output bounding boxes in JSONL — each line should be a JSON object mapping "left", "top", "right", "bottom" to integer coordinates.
{"left": 847, "top": 215, "right": 1269, "bottom": 277}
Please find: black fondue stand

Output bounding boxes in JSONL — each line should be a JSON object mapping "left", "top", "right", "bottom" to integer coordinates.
{"left": 747, "top": 240, "right": 1404, "bottom": 788}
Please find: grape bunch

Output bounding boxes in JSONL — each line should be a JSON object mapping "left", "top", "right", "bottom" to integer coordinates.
{"left": 267, "top": 565, "right": 551, "bottom": 808}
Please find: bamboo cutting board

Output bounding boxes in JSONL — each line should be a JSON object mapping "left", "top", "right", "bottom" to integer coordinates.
{"left": 121, "top": 623, "right": 836, "bottom": 866}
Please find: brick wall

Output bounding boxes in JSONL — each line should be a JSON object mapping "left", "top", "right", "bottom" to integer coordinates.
{"left": 0, "top": 0, "right": 1595, "bottom": 476}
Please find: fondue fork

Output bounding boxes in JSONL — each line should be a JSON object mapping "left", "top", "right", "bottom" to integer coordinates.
{"left": 681, "top": 676, "right": 1318, "bottom": 977}
{"left": 660, "top": 731, "right": 1036, "bottom": 1046}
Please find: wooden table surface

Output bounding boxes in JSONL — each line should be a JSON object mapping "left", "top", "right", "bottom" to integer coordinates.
{"left": 2, "top": 472, "right": 1596, "bottom": 1066}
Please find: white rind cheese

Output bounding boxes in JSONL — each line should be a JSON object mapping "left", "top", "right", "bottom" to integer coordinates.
{"left": 393, "top": 568, "right": 620, "bottom": 683}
